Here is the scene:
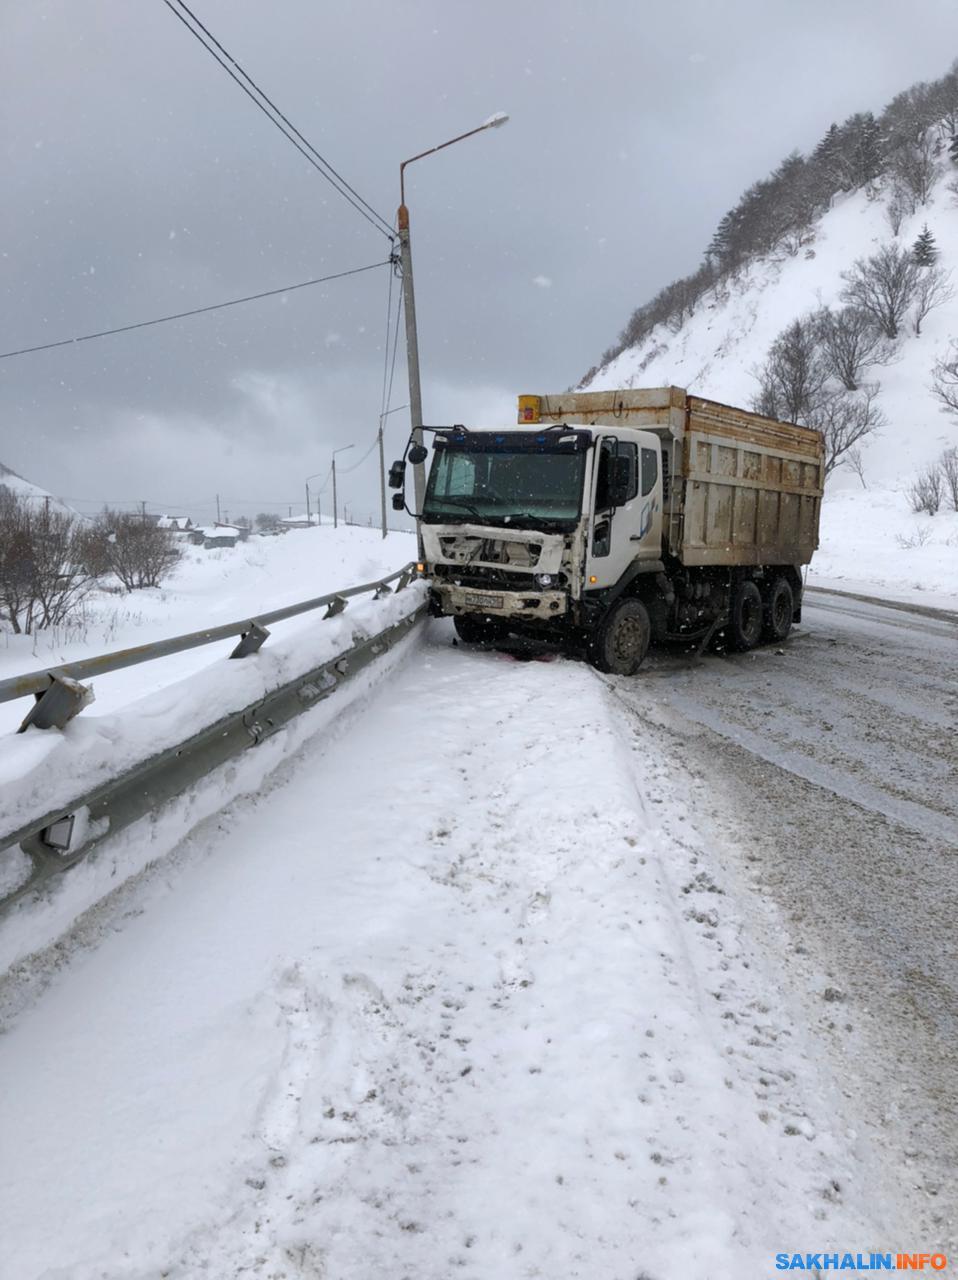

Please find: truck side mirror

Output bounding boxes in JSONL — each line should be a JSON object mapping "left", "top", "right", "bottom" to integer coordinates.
{"left": 607, "top": 455, "right": 632, "bottom": 507}
{"left": 388, "top": 460, "right": 406, "bottom": 489}
{"left": 408, "top": 443, "right": 428, "bottom": 465}
{"left": 391, "top": 493, "right": 405, "bottom": 511}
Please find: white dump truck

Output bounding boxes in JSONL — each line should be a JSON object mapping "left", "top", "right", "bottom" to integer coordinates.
{"left": 391, "top": 387, "right": 824, "bottom": 674}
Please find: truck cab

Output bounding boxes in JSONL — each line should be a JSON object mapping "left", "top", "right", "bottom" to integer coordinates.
{"left": 419, "top": 425, "right": 663, "bottom": 640}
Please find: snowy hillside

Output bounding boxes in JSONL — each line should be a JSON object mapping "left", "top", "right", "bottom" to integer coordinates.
{"left": 586, "top": 175, "right": 958, "bottom": 487}
{"left": 0, "top": 461, "right": 78, "bottom": 517}
{"left": 582, "top": 166, "right": 958, "bottom": 602}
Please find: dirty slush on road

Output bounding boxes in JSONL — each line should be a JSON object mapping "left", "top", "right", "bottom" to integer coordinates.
{"left": 605, "top": 591, "right": 958, "bottom": 1246}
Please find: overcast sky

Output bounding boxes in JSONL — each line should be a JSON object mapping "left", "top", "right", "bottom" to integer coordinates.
{"left": 2, "top": 0, "right": 957, "bottom": 526}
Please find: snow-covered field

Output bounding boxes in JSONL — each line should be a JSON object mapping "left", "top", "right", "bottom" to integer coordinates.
{"left": 0, "top": 524, "right": 417, "bottom": 736}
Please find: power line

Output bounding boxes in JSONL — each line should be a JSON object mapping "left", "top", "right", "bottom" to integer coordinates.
{"left": 338, "top": 434, "right": 381, "bottom": 474}
{"left": 0, "top": 260, "right": 390, "bottom": 360}
{"left": 163, "top": 0, "right": 394, "bottom": 242}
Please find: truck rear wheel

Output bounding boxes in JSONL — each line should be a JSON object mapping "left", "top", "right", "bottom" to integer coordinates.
{"left": 762, "top": 577, "right": 794, "bottom": 643}
{"left": 728, "top": 580, "right": 763, "bottom": 651}
{"left": 590, "top": 598, "right": 651, "bottom": 675}
{"left": 453, "top": 615, "right": 509, "bottom": 646}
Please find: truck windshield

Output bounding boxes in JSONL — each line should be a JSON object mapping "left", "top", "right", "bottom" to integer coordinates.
{"left": 423, "top": 447, "right": 585, "bottom": 527}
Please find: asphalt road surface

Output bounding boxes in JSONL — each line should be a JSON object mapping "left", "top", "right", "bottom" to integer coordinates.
{"left": 604, "top": 585, "right": 958, "bottom": 1244}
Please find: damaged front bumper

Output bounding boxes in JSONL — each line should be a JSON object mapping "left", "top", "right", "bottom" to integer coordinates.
{"left": 433, "top": 582, "right": 568, "bottom": 621}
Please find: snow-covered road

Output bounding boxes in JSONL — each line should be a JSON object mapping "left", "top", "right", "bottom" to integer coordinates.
{"left": 0, "top": 621, "right": 899, "bottom": 1279}
{"left": 605, "top": 588, "right": 958, "bottom": 1248}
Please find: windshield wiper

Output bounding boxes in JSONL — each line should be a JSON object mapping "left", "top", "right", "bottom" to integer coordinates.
{"left": 499, "top": 512, "right": 567, "bottom": 531}
{"left": 425, "top": 496, "right": 487, "bottom": 521}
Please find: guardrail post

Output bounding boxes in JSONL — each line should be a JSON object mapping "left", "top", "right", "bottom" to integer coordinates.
{"left": 324, "top": 596, "right": 348, "bottom": 619}
{"left": 230, "top": 622, "right": 270, "bottom": 659}
{"left": 18, "top": 674, "right": 93, "bottom": 733}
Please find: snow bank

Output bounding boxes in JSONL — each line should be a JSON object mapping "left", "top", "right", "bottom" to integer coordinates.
{"left": 0, "top": 585, "right": 426, "bottom": 975}
{"left": 812, "top": 487, "right": 958, "bottom": 606}
{"left": 0, "top": 632, "right": 888, "bottom": 1276}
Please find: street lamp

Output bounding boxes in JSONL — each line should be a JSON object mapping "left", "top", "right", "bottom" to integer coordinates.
{"left": 332, "top": 444, "right": 354, "bottom": 529}
{"left": 305, "top": 469, "right": 326, "bottom": 526}
{"left": 397, "top": 113, "right": 509, "bottom": 522}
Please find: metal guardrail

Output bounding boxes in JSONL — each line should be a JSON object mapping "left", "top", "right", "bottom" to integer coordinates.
{"left": 0, "top": 564, "right": 425, "bottom": 917}
{"left": 2, "top": 562, "right": 418, "bottom": 729}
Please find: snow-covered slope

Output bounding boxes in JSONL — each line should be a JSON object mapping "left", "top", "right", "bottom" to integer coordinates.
{"left": 0, "top": 461, "right": 78, "bottom": 517}
{"left": 586, "top": 174, "right": 958, "bottom": 489}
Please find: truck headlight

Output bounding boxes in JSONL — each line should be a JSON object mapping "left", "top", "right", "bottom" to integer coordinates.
{"left": 535, "top": 573, "right": 554, "bottom": 588}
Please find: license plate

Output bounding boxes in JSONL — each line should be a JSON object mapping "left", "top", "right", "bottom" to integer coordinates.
{"left": 468, "top": 593, "right": 504, "bottom": 608}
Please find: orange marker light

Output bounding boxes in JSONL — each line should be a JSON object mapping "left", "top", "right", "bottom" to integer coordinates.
{"left": 589, "top": 575, "right": 597, "bottom": 584}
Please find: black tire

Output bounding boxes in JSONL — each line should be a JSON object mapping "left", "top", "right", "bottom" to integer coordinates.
{"left": 453, "top": 614, "right": 509, "bottom": 645}
{"left": 728, "top": 579, "right": 763, "bottom": 651}
{"left": 762, "top": 576, "right": 794, "bottom": 643}
{"left": 590, "top": 598, "right": 651, "bottom": 675}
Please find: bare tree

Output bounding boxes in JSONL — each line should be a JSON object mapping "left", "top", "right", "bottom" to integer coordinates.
{"left": 847, "top": 446, "right": 869, "bottom": 490}
{"left": 888, "top": 134, "right": 942, "bottom": 207}
{"left": 0, "top": 487, "right": 95, "bottom": 634}
{"left": 255, "top": 512, "right": 281, "bottom": 531}
{"left": 939, "top": 446, "right": 958, "bottom": 510}
{"left": 908, "top": 462, "right": 944, "bottom": 514}
{"left": 912, "top": 266, "right": 954, "bottom": 336}
{"left": 806, "top": 385, "right": 884, "bottom": 476}
{"left": 752, "top": 317, "right": 830, "bottom": 422}
{"left": 841, "top": 243, "right": 920, "bottom": 339}
{"left": 885, "top": 185, "right": 911, "bottom": 235}
{"left": 931, "top": 341, "right": 958, "bottom": 415}
{"left": 815, "top": 306, "right": 893, "bottom": 390}
{"left": 93, "top": 510, "right": 182, "bottom": 590}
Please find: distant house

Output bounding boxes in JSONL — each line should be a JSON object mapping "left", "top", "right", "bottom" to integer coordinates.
{"left": 157, "top": 514, "right": 193, "bottom": 531}
{"left": 193, "top": 524, "right": 241, "bottom": 549}
{"left": 280, "top": 513, "right": 320, "bottom": 530}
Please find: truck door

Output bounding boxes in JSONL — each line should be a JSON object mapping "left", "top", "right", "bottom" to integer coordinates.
{"left": 585, "top": 432, "right": 662, "bottom": 589}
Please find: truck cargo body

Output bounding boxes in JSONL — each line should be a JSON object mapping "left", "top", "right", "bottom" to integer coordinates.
{"left": 414, "top": 387, "right": 824, "bottom": 674}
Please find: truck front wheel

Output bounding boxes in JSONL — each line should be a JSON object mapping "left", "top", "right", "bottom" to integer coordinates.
{"left": 453, "top": 614, "right": 509, "bottom": 646}
{"left": 590, "top": 598, "right": 651, "bottom": 675}
{"left": 728, "top": 580, "right": 763, "bottom": 651}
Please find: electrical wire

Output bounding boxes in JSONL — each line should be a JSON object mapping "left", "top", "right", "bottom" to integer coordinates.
{"left": 0, "top": 260, "right": 390, "bottom": 360}
{"left": 337, "top": 434, "right": 380, "bottom": 474}
{"left": 163, "top": 0, "right": 394, "bottom": 242}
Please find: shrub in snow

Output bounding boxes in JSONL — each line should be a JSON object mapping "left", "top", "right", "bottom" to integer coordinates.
{"left": 931, "top": 342, "right": 958, "bottom": 416}
{"left": 937, "top": 446, "right": 958, "bottom": 510}
{"left": 89, "top": 509, "right": 182, "bottom": 591}
{"left": 908, "top": 463, "right": 944, "bottom": 515}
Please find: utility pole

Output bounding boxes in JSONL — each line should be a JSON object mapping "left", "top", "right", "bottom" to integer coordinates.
{"left": 331, "top": 444, "right": 354, "bottom": 530}
{"left": 305, "top": 481, "right": 311, "bottom": 524}
{"left": 378, "top": 422, "right": 387, "bottom": 539}
{"left": 397, "top": 114, "right": 508, "bottom": 544}
{"left": 140, "top": 500, "right": 147, "bottom": 524}
{"left": 396, "top": 206, "right": 425, "bottom": 520}
{"left": 216, "top": 494, "right": 221, "bottom": 523}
